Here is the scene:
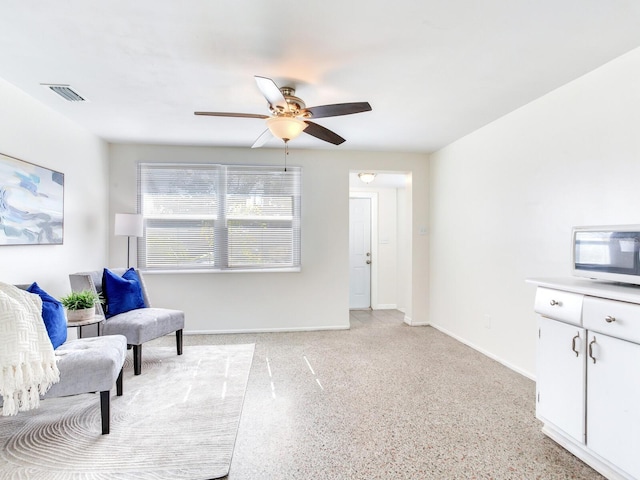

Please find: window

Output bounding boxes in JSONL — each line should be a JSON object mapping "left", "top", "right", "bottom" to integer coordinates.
{"left": 138, "top": 163, "right": 301, "bottom": 272}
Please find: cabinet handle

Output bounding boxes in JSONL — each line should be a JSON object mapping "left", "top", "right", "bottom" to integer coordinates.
{"left": 549, "top": 299, "right": 562, "bottom": 306}
{"left": 605, "top": 315, "right": 616, "bottom": 323}
{"left": 571, "top": 334, "right": 580, "bottom": 357}
{"left": 588, "top": 337, "right": 597, "bottom": 364}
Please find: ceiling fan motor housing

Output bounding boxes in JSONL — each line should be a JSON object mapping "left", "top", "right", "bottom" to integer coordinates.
{"left": 270, "top": 87, "right": 309, "bottom": 117}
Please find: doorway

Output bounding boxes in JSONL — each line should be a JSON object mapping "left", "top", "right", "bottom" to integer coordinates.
{"left": 349, "top": 172, "right": 410, "bottom": 315}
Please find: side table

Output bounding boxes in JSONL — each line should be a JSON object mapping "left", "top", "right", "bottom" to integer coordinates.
{"left": 67, "top": 314, "right": 105, "bottom": 338}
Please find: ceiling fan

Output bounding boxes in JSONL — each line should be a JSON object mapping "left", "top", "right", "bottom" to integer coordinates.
{"left": 195, "top": 76, "right": 372, "bottom": 148}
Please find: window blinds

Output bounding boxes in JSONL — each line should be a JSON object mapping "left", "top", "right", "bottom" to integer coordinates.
{"left": 138, "top": 163, "right": 301, "bottom": 271}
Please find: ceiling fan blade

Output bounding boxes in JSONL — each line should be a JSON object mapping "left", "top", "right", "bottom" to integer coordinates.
{"left": 254, "top": 76, "right": 290, "bottom": 113}
{"left": 251, "top": 128, "right": 273, "bottom": 149}
{"left": 303, "top": 121, "right": 346, "bottom": 145}
{"left": 194, "top": 111, "right": 269, "bottom": 119}
{"left": 304, "top": 102, "right": 371, "bottom": 119}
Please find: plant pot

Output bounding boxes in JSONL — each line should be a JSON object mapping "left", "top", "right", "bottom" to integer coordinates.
{"left": 66, "top": 307, "right": 95, "bottom": 322}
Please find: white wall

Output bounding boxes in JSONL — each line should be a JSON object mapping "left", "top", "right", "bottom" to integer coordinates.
{"left": 0, "top": 78, "right": 109, "bottom": 298}
{"left": 396, "top": 187, "right": 410, "bottom": 313}
{"left": 372, "top": 187, "right": 398, "bottom": 308}
{"left": 429, "top": 46, "right": 640, "bottom": 378}
{"left": 109, "top": 144, "right": 428, "bottom": 333}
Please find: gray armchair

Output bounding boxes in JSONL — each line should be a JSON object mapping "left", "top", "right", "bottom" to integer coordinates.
{"left": 69, "top": 269, "right": 184, "bottom": 375}
{"left": 4, "top": 285, "right": 127, "bottom": 435}
{"left": 44, "top": 335, "right": 126, "bottom": 434}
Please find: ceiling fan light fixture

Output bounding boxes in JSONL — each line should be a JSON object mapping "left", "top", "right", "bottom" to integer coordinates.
{"left": 266, "top": 116, "right": 307, "bottom": 142}
{"left": 358, "top": 172, "right": 377, "bottom": 184}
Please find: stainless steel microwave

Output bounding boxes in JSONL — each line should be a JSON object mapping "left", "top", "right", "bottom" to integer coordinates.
{"left": 573, "top": 225, "right": 640, "bottom": 285}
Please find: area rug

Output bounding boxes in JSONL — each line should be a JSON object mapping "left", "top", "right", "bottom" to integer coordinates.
{"left": 0, "top": 344, "right": 255, "bottom": 480}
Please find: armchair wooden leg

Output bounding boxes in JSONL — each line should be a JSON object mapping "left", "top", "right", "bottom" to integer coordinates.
{"left": 133, "top": 344, "right": 142, "bottom": 375}
{"left": 116, "top": 367, "right": 123, "bottom": 396}
{"left": 100, "top": 390, "right": 110, "bottom": 435}
{"left": 176, "top": 329, "right": 183, "bottom": 356}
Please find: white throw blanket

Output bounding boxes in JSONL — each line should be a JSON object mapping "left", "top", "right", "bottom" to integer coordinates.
{"left": 0, "top": 282, "right": 60, "bottom": 416}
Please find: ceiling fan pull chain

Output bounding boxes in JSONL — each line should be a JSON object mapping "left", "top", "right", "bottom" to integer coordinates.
{"left": 284, "top": 140, "right": 289, "bottom": 172}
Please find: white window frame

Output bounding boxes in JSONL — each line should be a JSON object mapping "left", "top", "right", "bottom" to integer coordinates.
{"left": 137, "top": 163, "right": 301, "bottom": 273}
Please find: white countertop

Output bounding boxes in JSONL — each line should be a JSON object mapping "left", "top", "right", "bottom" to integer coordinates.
{"left": 527, "top": 277, "right": 640, "bottom": 304}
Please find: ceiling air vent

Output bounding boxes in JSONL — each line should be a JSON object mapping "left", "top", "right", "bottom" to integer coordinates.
{"left": 44, "top": 84, "right": 86, "bottom": 102}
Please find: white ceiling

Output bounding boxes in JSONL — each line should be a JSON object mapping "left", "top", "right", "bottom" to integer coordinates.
{"left": 2, "top": 1, "right": 640, "bottom": 153}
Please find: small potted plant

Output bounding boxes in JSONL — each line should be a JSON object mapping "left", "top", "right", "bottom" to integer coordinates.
{"left": 60, "top": 290, "right": 99, "bottom": 322}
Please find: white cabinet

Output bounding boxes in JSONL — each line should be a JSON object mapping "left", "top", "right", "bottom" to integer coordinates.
{"left": 536, "top": 316, "right": 586, "bottom": 443}
{"left": 587, "top": 331, "right": 640, "bottom": 479}
{"left": 529, "top": 278, "right": 640, "bottom": 480}
{"left": 583, "top": 294, "right": 640, "bottom": 478}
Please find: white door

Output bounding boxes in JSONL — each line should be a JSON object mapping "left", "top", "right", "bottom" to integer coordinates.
{"left": 536, "top": 316, "right": 586, "bottom": 443}
{"left": 349, "top": 197, "right": 371, "bottom": 309}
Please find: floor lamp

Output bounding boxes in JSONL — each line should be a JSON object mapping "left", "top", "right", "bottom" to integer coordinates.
{"left": 114, "top": 213, "right": 144, "bottom": 268}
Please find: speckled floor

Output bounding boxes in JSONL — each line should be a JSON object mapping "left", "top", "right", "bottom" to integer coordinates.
{"left": 151, "top": 309, "right": 603, "bottom": 480}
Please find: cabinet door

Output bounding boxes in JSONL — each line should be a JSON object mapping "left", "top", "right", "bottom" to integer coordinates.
{"left": 537, "top": 316, "right": 586, "bottom": 443}
{"left": 587, "top": 332, "right": 640, "bottom": 479}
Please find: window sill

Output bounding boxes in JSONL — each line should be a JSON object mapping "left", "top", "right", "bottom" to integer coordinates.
{"left": 140, "top": 267, "right": 302, "bottom": 274}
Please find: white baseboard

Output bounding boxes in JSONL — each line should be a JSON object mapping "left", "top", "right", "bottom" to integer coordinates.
{"left": 374, "top": 304, "right": 397, "bottom": 310}
{"left": 429, "top": 323, "right": 535, "bottom": 381}
{"left": 184, "top": 325, "right": 350, "bottom": 335}
{"left": 403, "top": 314, "right": 429, "bottom": 327}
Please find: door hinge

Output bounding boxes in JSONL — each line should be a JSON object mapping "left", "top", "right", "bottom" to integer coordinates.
{"left": 538, "top": 328, "right": 541, "bottom": 339}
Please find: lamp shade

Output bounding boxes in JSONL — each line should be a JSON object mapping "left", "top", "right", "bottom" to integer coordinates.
{"left": 266, "top": 116, "right": 307, "bottom": 141}
{"left": 114, "top": 213, "right": 144, "bottom": 237}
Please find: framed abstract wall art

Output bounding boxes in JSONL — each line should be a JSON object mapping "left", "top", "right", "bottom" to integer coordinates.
{"left": 0, "top": 152, "right": 64, "bottom": 245}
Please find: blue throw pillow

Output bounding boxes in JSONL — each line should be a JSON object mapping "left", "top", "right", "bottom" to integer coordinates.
{"left": 102, "top": 268, "right": 147, "bottom": 318}
{"left": 27, "top": 282, "right": 67, "bottom": 349}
